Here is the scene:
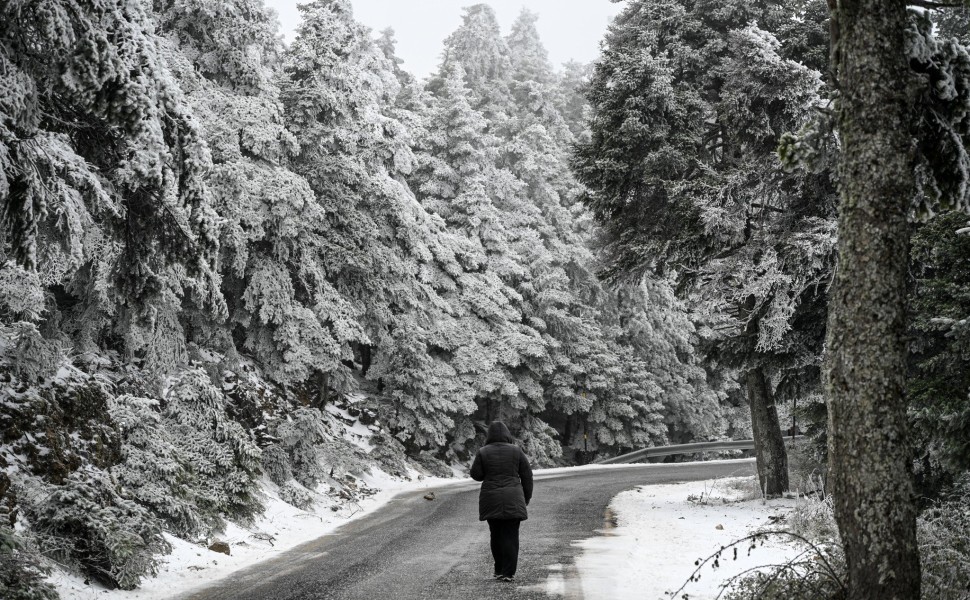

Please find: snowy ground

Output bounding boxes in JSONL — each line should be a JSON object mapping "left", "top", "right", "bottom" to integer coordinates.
{"left": 573, "top": 476, "right": 801, "bottom": 600}
{"left": 48, "top": 469, "right": 453, "bottom": 600}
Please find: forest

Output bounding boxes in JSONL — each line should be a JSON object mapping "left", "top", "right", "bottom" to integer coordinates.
{"left": 0, "top": 0, "right": 969, "bottom": 598}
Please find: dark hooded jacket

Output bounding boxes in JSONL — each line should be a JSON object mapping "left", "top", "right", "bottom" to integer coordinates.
{"left": 470, "top": 422, "right": 534, "bottom": 521}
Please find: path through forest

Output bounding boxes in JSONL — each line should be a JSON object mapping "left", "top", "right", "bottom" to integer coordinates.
{"left": 181, "top": 460, "right": 756, "bottom": 600}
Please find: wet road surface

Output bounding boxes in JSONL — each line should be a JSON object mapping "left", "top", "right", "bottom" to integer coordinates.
{"left": 183, "top": 459, "right": 755, "bottom": 600}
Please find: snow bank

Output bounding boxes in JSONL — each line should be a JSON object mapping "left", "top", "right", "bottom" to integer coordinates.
{"left": 573, "top": 477, "right": 800, "bottom": 600}
{"left": 49, "top": 469, "right": 455, "bottom": 600}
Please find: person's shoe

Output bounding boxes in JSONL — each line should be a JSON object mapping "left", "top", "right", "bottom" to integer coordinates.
{"left": 497, "top": 575, "right": 515, "bottom": 582}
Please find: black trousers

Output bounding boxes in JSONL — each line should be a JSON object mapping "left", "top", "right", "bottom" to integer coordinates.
{"left": 487, "top": 519, "right": 521, "bottom": 577}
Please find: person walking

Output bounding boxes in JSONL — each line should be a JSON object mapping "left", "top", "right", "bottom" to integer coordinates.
{"left": 470, "top": 421, "right": 534, "bottom": 582}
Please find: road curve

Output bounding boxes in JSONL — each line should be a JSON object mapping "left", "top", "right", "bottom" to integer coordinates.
{"left": 183, "top": 459, "right": 755, "bottom": 600}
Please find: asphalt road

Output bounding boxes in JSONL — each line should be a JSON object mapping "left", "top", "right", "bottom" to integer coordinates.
{"left": 183, "top": 459, "right": 755, "bottom": 600}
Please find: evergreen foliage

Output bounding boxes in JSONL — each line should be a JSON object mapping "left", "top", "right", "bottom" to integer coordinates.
{"left": 0, "top": 0, "right": 225, "bottom": 370}
{"left": 109, "top": 394, "right": 204, "bottom": 537}
{"left": 271, "top": 408, "right": 328, "bottom": 490}
{"left": 909, "top": 211, "right": 970, "bottom": 493}
{"left": 574, "top": 0, "right": 838, "bottom": 493}
{"left": 0, "top": 0, "right": 811, "bottom": 591}
{"left": 22, "top": 468, "right": 169, "bottom": 590}
{"left": 0, "top": 524, "right": 58, "bottom": 600}
{"left": 429, "top": 4, "right": 724, "bottom": 459}
{"left": 160, "top": 369, "right": 263, "bottom": 526}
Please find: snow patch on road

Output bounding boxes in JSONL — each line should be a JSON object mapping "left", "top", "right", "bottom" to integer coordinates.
{"left": 49, "top": 469, "right": 454, "bottom": 600}
{"left": 543, "top": 563, "right": 566, "bottom": 595}
{"left": 574, "top": 477, "right": 800, "bottom": 600}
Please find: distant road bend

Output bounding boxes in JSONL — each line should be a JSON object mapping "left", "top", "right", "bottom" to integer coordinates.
{"left": 184, "top": 459, "right": 756, "bottom": 600}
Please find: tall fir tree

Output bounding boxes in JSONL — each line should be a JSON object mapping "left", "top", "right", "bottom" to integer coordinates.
{"left": 0, "top": 0, "right": 225, "bottom": 371}
{"left": 575, "top": 0, "right": 839, "bottom": 494}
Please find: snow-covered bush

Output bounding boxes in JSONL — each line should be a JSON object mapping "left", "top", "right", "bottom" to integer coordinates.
{"left": 109, "top": 394, "right": 204, "bottom": 538}
{"left": 1, "top": 323, "right": 61, "bottom": 384}
{"left": 261, "top": 443, "right": 293, "bottom": 489}
{"left": 271, "top": 408, "right": 328, "bottom": 490}
{"left": 263, "top": 407, "right": 372, "bottom": 508}
{"left": 368, "top": 431, "right": 409, "bottom": 477}
{"left": 724, "top": 472, "right": 970, "bottom": 599}
{"left": 0, "top": 525, "right": 58, "bottom": 600}
{"left": 722, "top": 491, "right": 845, "bottom": 599}
{"left": 21, "top": 469, "right": 169, "bottom": 590}
{"left": 111, "top": 368, "right": 268, "bottom": 536}
{"left": 787, "top": 496, "right": 840, "bottom": 546}
{"left": 317, "top": 436, "right": 369, "bottom": 480}
{"left": 162, "top": 369, "right": 263, "bottom": 527}
{"left": 919, "top": 474, "right": 970, "bottom": 599}
{"left": 412, "top": 451, "right": 452, "bottom": 478}
{"left": 722, "top": 551, "right": 845, "bottom": 600}
{"left": 277, "top": 482, "right": 315, "bottom": 510}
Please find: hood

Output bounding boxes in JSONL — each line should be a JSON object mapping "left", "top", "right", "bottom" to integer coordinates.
{"left": 485, "top": 421, "right": 514, "bottom": 444}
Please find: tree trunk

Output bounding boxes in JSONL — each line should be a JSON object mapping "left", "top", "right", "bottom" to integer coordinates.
{"left": 318, "top": 370, "right": 330, "bottom": 407}
{"left": 744, "top": 367, "right": 789, "bottom": 497}
{"left": 825, "top": 1, "right": 921, "bottom": 597}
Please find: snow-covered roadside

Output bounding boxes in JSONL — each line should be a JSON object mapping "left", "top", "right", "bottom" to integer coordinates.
{"left": 49, "top": 469, "right": 457, "bottom": 600}
{"left": 573, "top": 477, "right": 801, "bottom": 600}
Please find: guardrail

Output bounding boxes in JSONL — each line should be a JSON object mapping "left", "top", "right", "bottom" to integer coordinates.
{"left": 595, "top": 436, "right": 805, "bottom": 465}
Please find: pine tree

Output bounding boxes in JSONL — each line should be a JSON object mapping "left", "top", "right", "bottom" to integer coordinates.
{"left": 824, "top": 1, "right": 921, "bottom": 595}
{"left": 430, "top": 5, "right": 717, "bottom": 458}
{"left": 575, "top": 0, "right": 838, "bottom": 492}
{"left": 409, "top": 62, "right": 552, "bottom": 456}
{"left": 281, "top": 0, "right": 505, "bottom": 452}
{"left": 435, "top": 4, "right": 516, "bottom": 134}
{"left": 0, "top": 0, "right": 225, "bottom": 368}
{"left": 280, "top": 0, "right": 429, "bottom": 397}
{"left": 555, "top": 60, "right": 594, "bottom": 143}
{"left": 155, "top": 0, "right": 352, "bottom": 386}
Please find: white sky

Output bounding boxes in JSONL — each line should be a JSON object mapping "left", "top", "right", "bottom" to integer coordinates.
{"left": 266, "top": 1, "right": 623, "bottom": 78}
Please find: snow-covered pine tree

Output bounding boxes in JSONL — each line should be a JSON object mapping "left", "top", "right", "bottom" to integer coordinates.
{"left": 437, "top": 4, "right": 515, "bottom": 129}
{"left": 0, "top": 0, "right": 264, "bottom": 589}
{"left": 428, "top": 5, "right": 717, "bottom": 459}
{"left": 612, "top": 279, "right": 732, "bottom": 444}
{"left": 502, "top": 11, "right": 621, "bottom": 445}
{"left": 155, "top": 0, "right": 359, "bottom": 389}
{"left": 408, "top": 62, "right": 553, "bottom": 458}
{"left": 0, "top": 0, "right": 225, "bottom": 370}
{"left": 505, "top": 10, "right": 696, "bottom": 456}
{"left": 280, "top": 0, "right": 499, "bottom": 453}
{"left": 818, "top": 6, "right": 970, "bottom": 592}
{"left": 576, "top": 0, "right": 838, "bottom": 491}
{"left": 555, "top": 60, "right": 594, "bottom": 143}
{"left": 429, "top": 10, "right": 571, "bottom": 458}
